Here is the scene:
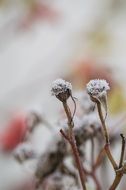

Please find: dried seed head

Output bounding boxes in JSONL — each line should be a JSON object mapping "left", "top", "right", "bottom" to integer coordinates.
{"left": 51, "top": 79, "right": 72, "bottom": 102}
{"left": 86, "top": 79, "right": 110, "bottom": 119}
{"left": 86, "top": 79, "right": 110, "bottom": 98}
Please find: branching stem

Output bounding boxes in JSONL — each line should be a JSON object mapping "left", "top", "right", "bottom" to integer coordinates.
{"left": 96, "top": 100, "right": 126, "bottom": 190}
{"left": 60, "top": 101, "right": 87, "bottom": 190}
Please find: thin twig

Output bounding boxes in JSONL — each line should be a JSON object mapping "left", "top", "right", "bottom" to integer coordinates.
{"left": 83, "top": 167, "right": 101, "bottom": 190}
{"left": 70, "top": 94, "right": 77, "bottom": 124}
{"left": 60, "top": 129, "right": 69, "bottom": 141}
{"left": 91, "top": 172, "right": 102, "bottom": 190}
{"left": 109, "top": 134, "right": 126, "bottom": 190}
{"left": 97, "top": 101, "right": 109, "bottom": 144}
{"left": 61, "top": 101, "right": 87, "bottom": 190}
{"left": 109, "top": 172, "right": 123, "bottom": 190}
{"left": 96, "top": 99, "right": 126, "bottom": 190}
{"left": 91, "top": 137, "right": 95, "bottom": 168}
{"left": 93, "top": 147, "right": 105, "bottom": 170}
{"left": 119, "top": 134, "right": 126, "bottom": 168}
{"left": 97, "top": 102, "right": 118, "bottom": 170}
{"left": 104, "top": 144, "right": 118, "bottom": 170}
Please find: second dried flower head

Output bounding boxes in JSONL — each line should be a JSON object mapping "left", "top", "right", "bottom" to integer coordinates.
{"left": 86, "top": 79, "right": 110, "bottom": 98}
{"left": 86, "top": 79, "right": 110, "bottom": 117}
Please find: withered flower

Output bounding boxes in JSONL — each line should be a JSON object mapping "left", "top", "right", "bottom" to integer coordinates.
{"left": 86, "top": 79, "right": 110, "bottom": 116}
{"left": 86, "top": 79, "right": 110, "bottom": 98}
{"left": 51, "top": 79, "right": 72, "bottom": 102}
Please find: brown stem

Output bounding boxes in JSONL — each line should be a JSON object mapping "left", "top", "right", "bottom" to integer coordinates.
{"left": 119, "top": 134, "right": 125, "bottom": 168}
{"left": 104, "top": 144, "right": 118, "bottom": 170}
{"left": 93, "top": 147, "right": 105, "bottom": 170}
{"left": 70, "top": 131, "right": 87, "bottom": 190}
{"left": 60, "top": 129, "right": 69, "bottom": 141}
{"left": 63, "top": 101, "right": 73, "bottom": 128}
{"left": 97, "top": 102, "right": 118, "bottom": 170}
{"left": 91, "top": 137, "right": 95, "bottom": 168}
{"left": 83, "top": 167, "right": 101, "bottom": 190}
{"left": 97, "top": 102, "right": 109, "bottom": 144}
{"left": 96, "top": 100, "right": 125, "bottom": 190}
{"left": 109, "top": 173, "right": 123, "bottom": 190}
{"left": 109, "top": 134, "right": 126, "bottom": 190}
{"left": 92, "top": 172, "right": 102, "bottom": 190}
{"left": 61, "top": 101, "right": 87, "bottom": 190}
{"left": 60, "top": 130, "right": 87, "bottom": 190}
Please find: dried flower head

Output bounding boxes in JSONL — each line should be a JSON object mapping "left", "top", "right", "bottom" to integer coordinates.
{"left": 51, "top": 79, "right": 72, "bottom": 102}
{"left": 86, "top": 79, "right": 110, "bottom": 120}
{"left": 86, "top": 79, "right": 110, "bottom": 98}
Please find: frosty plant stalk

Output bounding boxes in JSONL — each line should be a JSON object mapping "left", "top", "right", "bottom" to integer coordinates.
{"left": 51, "top": 78, "right": 126, "bottom": 190}
{"left": 86, "top": 79, "right": 126, "bottom": 190}
{"left": 51, "top": 79, "right": 87, "bottom": 190}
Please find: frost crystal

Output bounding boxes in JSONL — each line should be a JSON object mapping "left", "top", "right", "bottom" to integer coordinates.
{"left": 51, "top": 79, "right": 72, "bottom": 96}
{"left": 86, "top": 79, "right": 110, "bottom": 97}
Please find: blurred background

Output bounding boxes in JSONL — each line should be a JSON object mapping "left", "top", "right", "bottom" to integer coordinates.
{"left": 0, "top": 0, "right": 126, "bottom": 189}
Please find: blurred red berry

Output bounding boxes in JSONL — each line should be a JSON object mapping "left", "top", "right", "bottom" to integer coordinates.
{"left": 0, "top": 114, "right": 27, "bottom": 152}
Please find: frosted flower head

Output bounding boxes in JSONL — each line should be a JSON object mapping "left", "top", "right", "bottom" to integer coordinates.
{"left": 51, "top": 78, "right": 72, "bottom": 102}
{"left": 86, "top": 79, "right": 110, "bottom": 98}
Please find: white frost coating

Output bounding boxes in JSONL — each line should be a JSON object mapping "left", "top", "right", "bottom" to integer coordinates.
{"left": 86, "top": 79, "right": 110, "bottom": 97}
{"left": 51, "top": 78, "right": 72, "bottom": 96}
